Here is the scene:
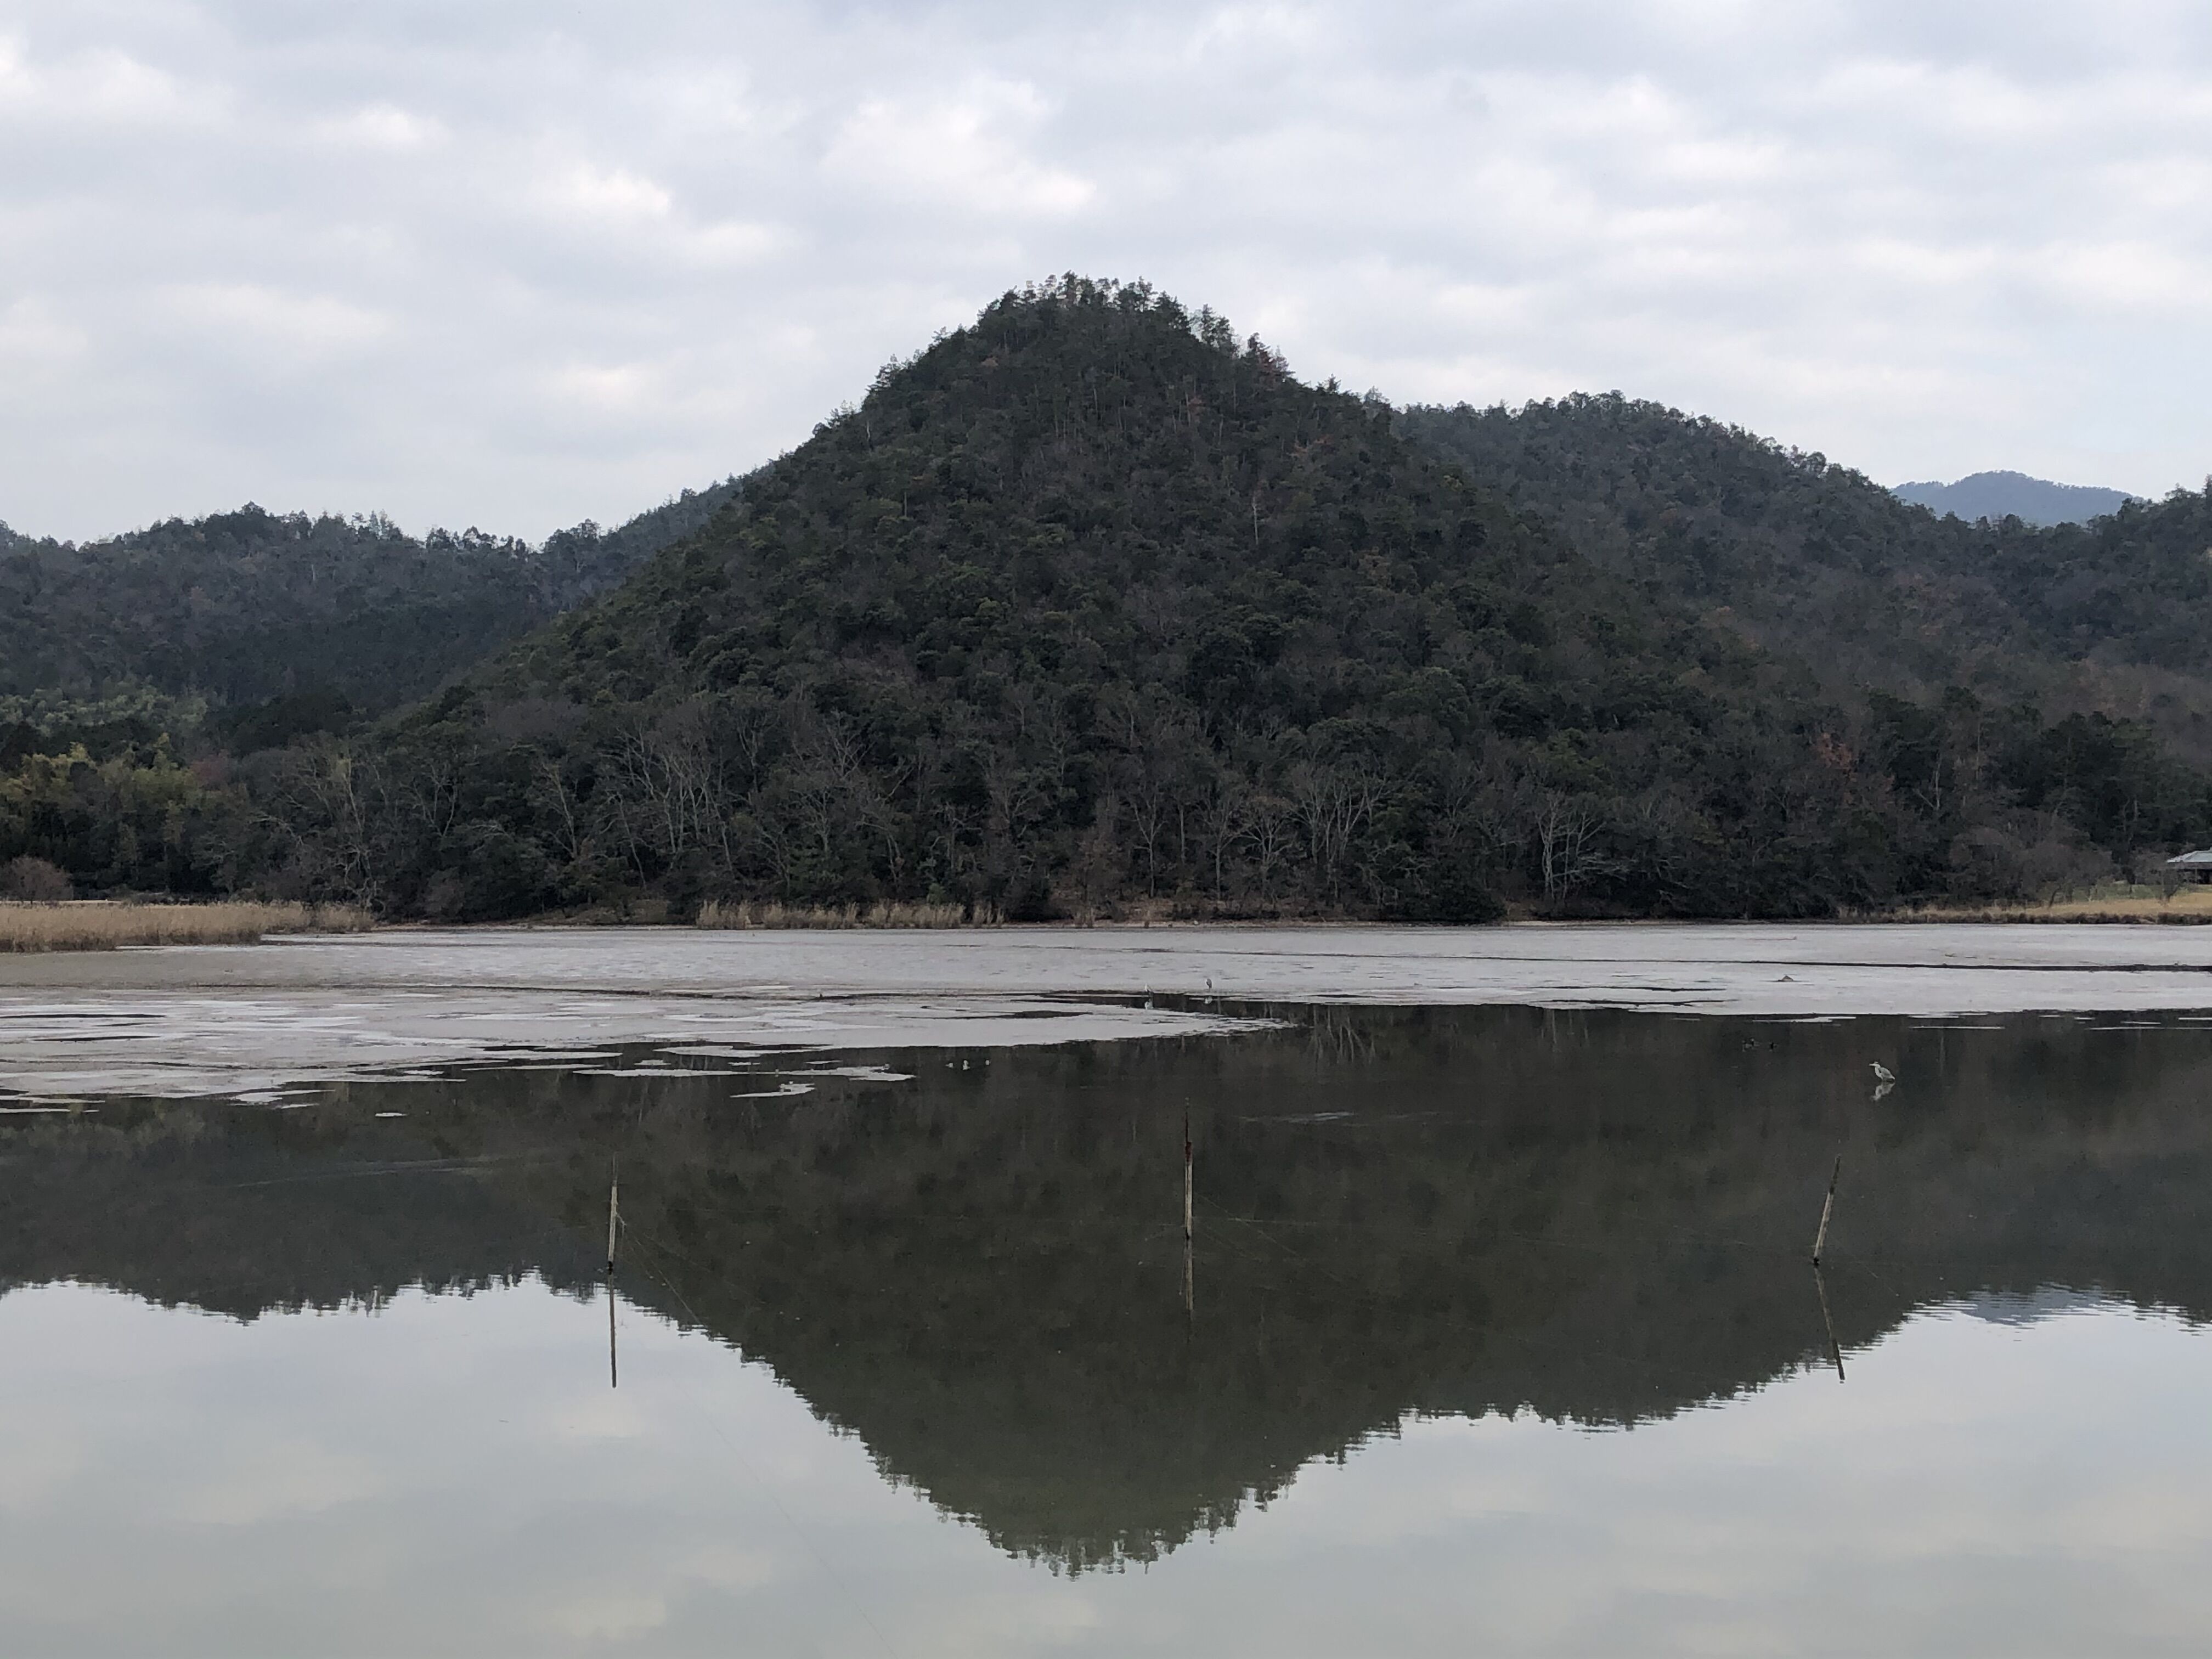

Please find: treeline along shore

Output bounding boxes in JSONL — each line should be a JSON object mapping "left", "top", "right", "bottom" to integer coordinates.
{"left": 10, "top": 276, "right": 2212, "bottom": 925}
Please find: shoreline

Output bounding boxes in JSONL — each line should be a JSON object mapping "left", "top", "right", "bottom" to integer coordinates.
{"left": 14, "top": 884, "right": 2212, "bottom": 954}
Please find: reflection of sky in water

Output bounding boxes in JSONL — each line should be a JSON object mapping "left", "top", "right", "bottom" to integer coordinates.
{"left": 2, "top": 1280, "right": 2208, "bottom": 1656}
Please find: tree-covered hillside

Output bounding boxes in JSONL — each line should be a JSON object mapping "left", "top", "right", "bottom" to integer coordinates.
{"left": 0, "top": 480, "right": 743, "bottom": 720}
{"left": 1401, "top": 397, "right": 2212, "bottom": 760}
{"left": 249, "top": 279, "right": 2209, "bottom": 921}
{"left": 10, "top": 279, "right": 2212, "bottom": 916}
{"left": 0, "top": 482, "right": 740, "bottom": 899}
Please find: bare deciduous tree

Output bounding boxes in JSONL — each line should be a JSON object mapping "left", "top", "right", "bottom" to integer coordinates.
{"left": 1533, "top": 792, "right": 1613, "bottom": 906}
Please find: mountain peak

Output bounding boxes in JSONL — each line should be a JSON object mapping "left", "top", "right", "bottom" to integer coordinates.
{"left": 1892, "top": 470, "right": 2136, "bottom": 527}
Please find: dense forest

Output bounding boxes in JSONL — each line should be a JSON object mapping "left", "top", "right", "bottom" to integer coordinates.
{"left": 0, "top": 480, "right": 741, "bottom": 718}
{"left": 0, "top": 483, "right": 739, "bottom": 901}
{"left": 8, "top": 275, "right": 2212, "bottom": 918}
{"left": 1402, "top": 397, "right": 2212, "bottom": 759}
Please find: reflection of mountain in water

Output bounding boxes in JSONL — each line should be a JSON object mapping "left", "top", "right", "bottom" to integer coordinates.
{"left": 1953, "top": 1288, "right": 2108, "bottom": 1327}
{"left": 4, "top": 1006, "right": 2212, "bottom": 1570}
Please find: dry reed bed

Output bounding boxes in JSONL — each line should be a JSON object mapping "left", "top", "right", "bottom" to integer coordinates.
{"left": 0, "top": 901, "right": 374, "bottom": 953}
{"left": 1891, "top": 888, "right": 2212, "bottom": 924}
{"left": 1893, "top": 909, "right": 2212, "bottom": 926}
{"left": 695, "top": 900, "right": 991, "bottom": 929}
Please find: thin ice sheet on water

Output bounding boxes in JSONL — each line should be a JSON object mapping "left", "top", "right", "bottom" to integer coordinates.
{"left": 0, "top": 975, "right": 1259, "bottom": 1103}
{"left": 8, "top": 922, "right": 2212, "bottom": 1103}
{"left": 574, "top": 1066, "right": 761, "bottom": 1078}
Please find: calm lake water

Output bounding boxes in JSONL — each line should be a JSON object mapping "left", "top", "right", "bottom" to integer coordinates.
{"left": 5, "top": 1003, "right": 2212, "bottom": 1655}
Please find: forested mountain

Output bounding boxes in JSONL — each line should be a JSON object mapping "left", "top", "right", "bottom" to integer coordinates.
{"left": 9, "top": 278, "right": 2212, "bottom": 916}
{"left": 0, "top": 480, "right": 742, "bottom": 719}
{"left": 1893, "top": 470, "right": 2136, "bottom": 527}
{"left": 1401, "top": 397, "right": 2212, "bottom": 761}
{"left": 243, "top": 280, "right": 2212, "bottom": 921}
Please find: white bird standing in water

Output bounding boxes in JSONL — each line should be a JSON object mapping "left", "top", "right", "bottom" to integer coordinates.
{"left": 1870, "top": 1062, "right": 1895, "bottom": 1084}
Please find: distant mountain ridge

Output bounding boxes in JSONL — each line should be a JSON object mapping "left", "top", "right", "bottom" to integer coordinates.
{"left": 1399, "top": 397, "right": 2212, "bottom": 764}
{"left": 0, "top": 480, "right": 746, "bottom": 721}
{"left": 1893, "top": 470, "right": 2136, "bottom": 527}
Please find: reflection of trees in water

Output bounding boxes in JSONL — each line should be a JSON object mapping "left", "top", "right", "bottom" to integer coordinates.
{"left": 7, "top": 1006, "right": 2212, "bottom": 1570}
{"left": 1297, "top": 1003, "right": 1376, "bottom": 1066}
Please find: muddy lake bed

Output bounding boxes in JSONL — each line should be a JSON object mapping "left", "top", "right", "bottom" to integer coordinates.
{"left": 5, "top": 926, "right": 2212, "bottom": 1654}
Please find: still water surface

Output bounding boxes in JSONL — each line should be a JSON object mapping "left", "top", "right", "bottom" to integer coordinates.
{"left": 4, "top": 1005, "right": 2211, "bottom": 1655}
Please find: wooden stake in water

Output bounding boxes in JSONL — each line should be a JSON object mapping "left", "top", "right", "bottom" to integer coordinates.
{"left": 1810, "top": 1154, "right": 1841, "bottom": 1266}
{"left": 1182, "top": 1104, "right": 1194, "bottom": 1243}
{"left": 607, "top": 1273, "right": 619, "bottom": 1390}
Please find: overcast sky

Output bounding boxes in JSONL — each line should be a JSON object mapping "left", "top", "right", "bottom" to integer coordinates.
{"left": 5, "top": 1, "right": 2212, "bottom": 543}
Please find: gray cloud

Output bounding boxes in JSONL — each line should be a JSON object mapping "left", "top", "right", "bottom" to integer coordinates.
{"left": 4, "top": 0, "right": 2210, "bottom": 540}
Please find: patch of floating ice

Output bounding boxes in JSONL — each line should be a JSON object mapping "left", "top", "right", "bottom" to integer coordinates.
{"left": 575, "top": 1067, "right": 758, "bottom": 1078}
{"left": 449, "top": 1051, "right": 622, "bottom": 1064}
{"left": 730, "top": 1082, "right": 814, "bottom": 1099}
{"left": 0, "top": 980, "right": 1260, "bottom": 1104}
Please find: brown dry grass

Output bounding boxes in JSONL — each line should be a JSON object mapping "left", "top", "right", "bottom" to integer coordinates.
{"left": 1891, "top": 885, "right": 2212, "bottom": 925}
{"left": 695, "top": 899, "right": 990, "bottom": 929}
{"left": 0, "top": 900, "right": 375, "bottom": 953}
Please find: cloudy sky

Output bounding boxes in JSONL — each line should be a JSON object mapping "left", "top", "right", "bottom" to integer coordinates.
{"left": 5, "top": 1, "right": 2211, "bottom": 543}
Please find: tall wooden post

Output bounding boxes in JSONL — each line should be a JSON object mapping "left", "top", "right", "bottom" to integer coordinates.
{"left": 1182, "top": 1103, "right": 1193, "bottom": 1242}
